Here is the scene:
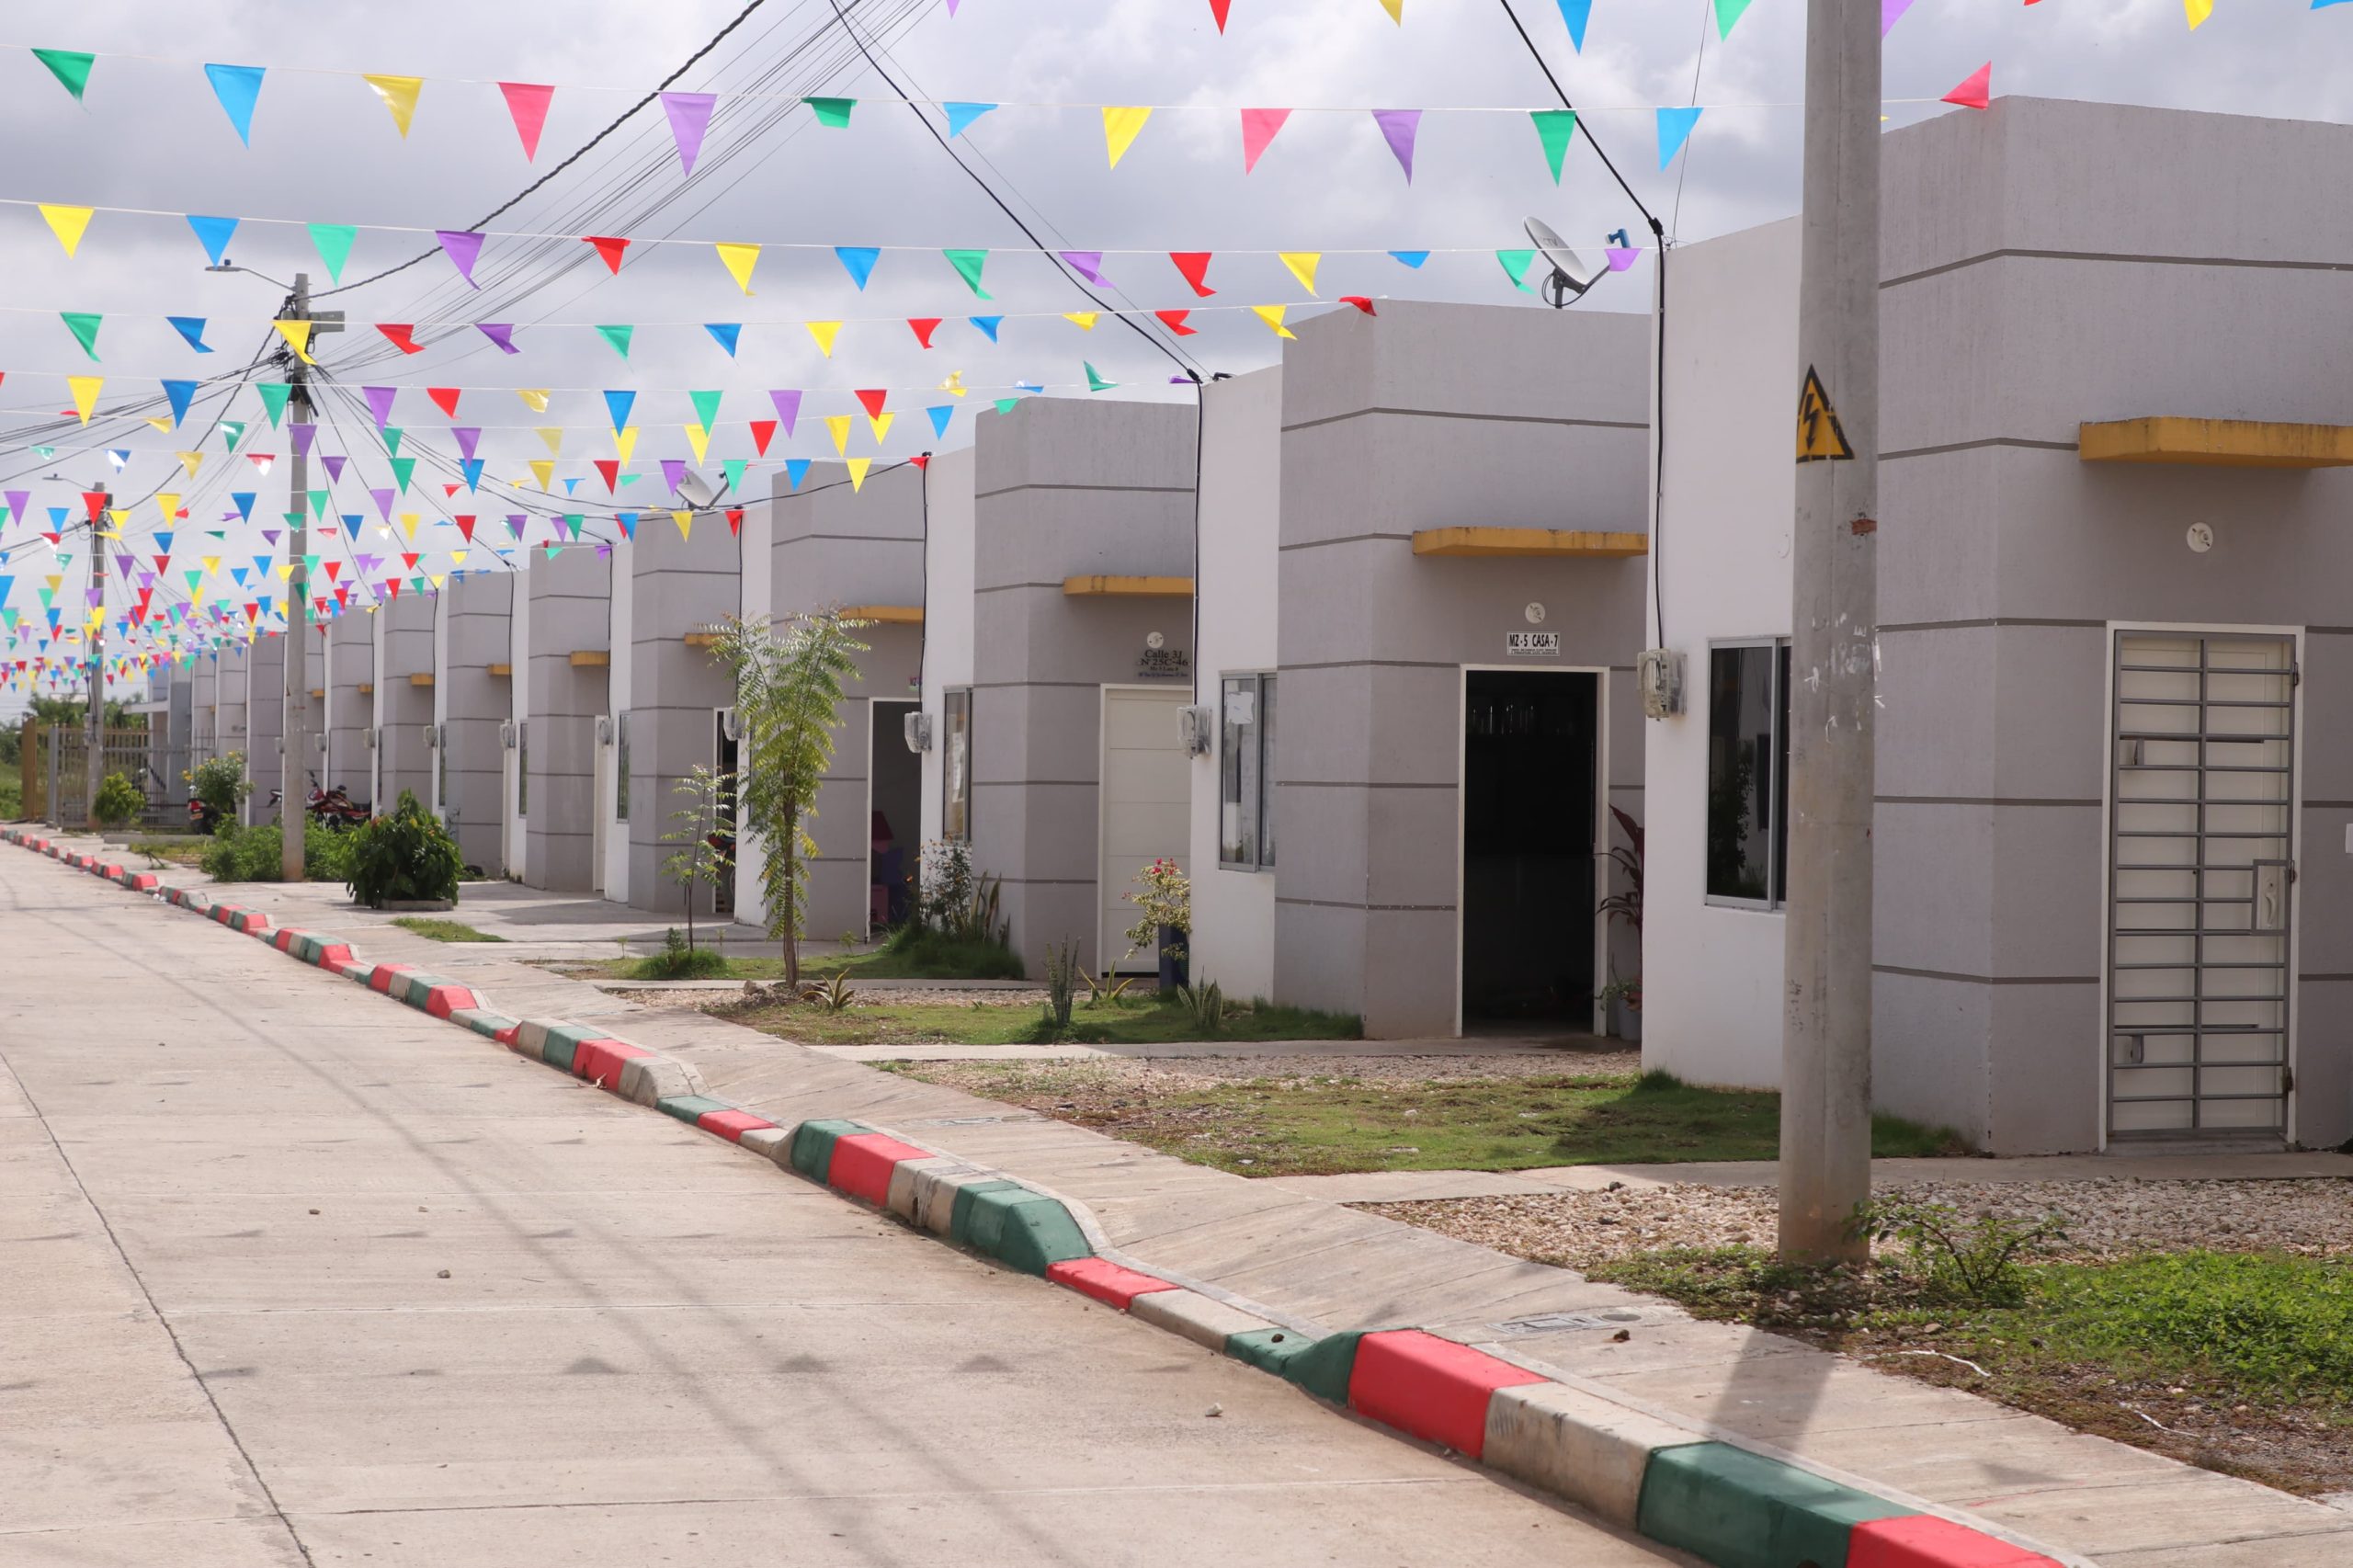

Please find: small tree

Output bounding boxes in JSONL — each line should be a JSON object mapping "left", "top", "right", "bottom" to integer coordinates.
{"left": 659, "top": 764, "right": 734, "bottom": 955}
{"left": 708, "top": 612, "right": 868, "bottom": 988}
{"left": 93, "top": 771, "right": 145, "bottom": 829}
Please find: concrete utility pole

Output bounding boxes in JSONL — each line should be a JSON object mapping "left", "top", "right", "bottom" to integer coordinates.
{"left": 1779, "top": 0, "right": 1881, "bottom": 1263}
{"left": 278, "top": 275, "right": 341, "bottom": 880}
{"left": 84, "top": 487, "right": 112, "bottom": 830}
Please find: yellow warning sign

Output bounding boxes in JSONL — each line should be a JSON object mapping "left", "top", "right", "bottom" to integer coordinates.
{"left": 1795, "top": 366, "right": 1854, "bottom": 462}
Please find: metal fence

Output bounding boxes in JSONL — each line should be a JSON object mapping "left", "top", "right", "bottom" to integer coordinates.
{"left": 35, "top": 726, "right": 197, "bottom": 832}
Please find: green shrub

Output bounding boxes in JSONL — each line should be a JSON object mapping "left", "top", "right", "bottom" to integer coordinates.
{"left": 185, "top": 753, "right": 250, "bottom": 818}
{"left": 94, "top": 771, "right": 145, "bottom": 828}
{"left": 199, "top": 817, "right": 354, "bottom": 883}
{"left": 344, "top": 790, "right": 462, "bottom": 907}
{"left": 877, "top": 922, "right": 1025, "bottom": 979}
{"left": 630, "top": 927, "right": 730, "bottom": 979}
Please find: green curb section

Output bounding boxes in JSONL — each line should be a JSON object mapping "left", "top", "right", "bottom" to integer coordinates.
{"left": 536, "top": 1022, "right": 606, "bottom": 1074}
{"left": 948, "top": 1179, "right": 1092, "bottom": 1277}
{"left": 1222, "top": 1325, "right": 1320, "bottom": 1379}
{"left": 789, "top": 1118, "right": 868, "bottom": 1180}
{"left": 1635, "top": 1441, "right": 1913, "bottom": 1568}
{"left": 655, "top": 1094, "right": 733, "bottom": 1125}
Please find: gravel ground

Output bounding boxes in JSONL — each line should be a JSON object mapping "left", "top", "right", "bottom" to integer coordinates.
{"left": 908, "top": 1049, "right": 1642, "bottom": 1092}
{"left": 1364, "top": 1176, "right": 2353, "bottom": 1270}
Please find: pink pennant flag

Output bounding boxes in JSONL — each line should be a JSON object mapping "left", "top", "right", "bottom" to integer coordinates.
{"left": 1942, "top": 62, "right": 1992, "bottom": 111}
{"left": 1372, "top": 108, "right": 1422, "bottom": 182}
{"left": 453, "top": 427, "right": 482, "bottom": 461}
{"left": 768, "top": 389, "right": 802, "bottom": 437}
{"left": 661, "top": 91, "right": 718, "bottom": 175}
{"left": 1240, "top": 108, "right": 1290, "bottom": 174}
{"left": 1059, "top": 250, "right": 1108, "bottom": 286}
{"left": 1605, "top": 246, "right": 1642, "bottom": 272}
{"left": 498, "top": 81, "right": 554, "bottom": 160}
{"left": 363, "top": 386, "right": 398, "bottom": 426}
{"left": 436, "top": 229, "right": 485, "bottom": 287}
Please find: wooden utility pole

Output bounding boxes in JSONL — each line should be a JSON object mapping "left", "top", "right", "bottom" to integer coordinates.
{"left": 1779, "top": 0, "right": 1881, "bottom": 1263}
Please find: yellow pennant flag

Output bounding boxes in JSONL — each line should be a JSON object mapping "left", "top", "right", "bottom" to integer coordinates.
{"left": 145, "top": 415, "right": 174, "bottom": 432}
{"left": 39, "top": 204, "right": 95, "bottom": 257}
{"left": 1279, "top": 251, "right": 1322, "bottom": 294}
{"left": 276, "top": 562, "right": 294, "bottom": 580}
{"left": 429, "top": 574, "right": 445, "bottom": 589}
{"left": 453, "top": 551, "right": 469, "bottom": 568}
{"left": 106, "top": 509, "right": 130, "bottom": 535}
{"left": 529, "top": 459, "right": 554, "bottom": 490}
{"left": 614, "top": 426, "right": 640, "bottom": 463}
{"left": 806, "top": 320, "right": 843, "bottom": 358}
{"left": 1102, "top": 106, "right": 1152, "bottom": 168}
{"left": 155, "top": 493, "right": 179, "bottom": 520}
{"left": 1063, "top": 312, "right": 1099, "bottom": 331}
{"left": 824, "top": 415, "right": 852, "bottom": 456}
{"left": 2185, "top": 0, "right": 2212, "bottom": 25}
{"left": 200, "top": 555, "right": 222, "bottom": 575}
{"left": 274, "top": 319, "right": 317, "bottom": 365}
{"left": 400, "top": 514, "right": 420, "bottom": 541}
{"left": 363, "top": 74, "right": 425, "bottom": 137}
{"left": 847, "top": 457, "right": 871, "bottom": 493}
{"left": 1252, "top": 304, "right": 1297, "bottom": 340}
{"left": 715, "top": 242, "right": 762, "bottom": 294}
{"left": 67, "top": 375, "right": 103, "bottom": 425}
{"left": 869, "top": 410, "right": 895, "bottom": 443}
{"left": 685, "top": 423, "right": 711, "bottom": 464}
{"left": 177, "top": 451, "right": 205, "bottom": 481}
{"left": 515, "top": 388, "right": 551, "bottom": 412}
{"left": 1377, "top": 0, "right": 1404, "bottom": 19}
{"left": 672, "top": 509, "right": 693, "bottom": 540}
{"left": 536, "top": 426, "right": 564, "bottom": 456}
{"left": 939, "top": 369, "right": 967, "bottom": 398}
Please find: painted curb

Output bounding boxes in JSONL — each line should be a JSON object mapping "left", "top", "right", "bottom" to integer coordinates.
{"left": 0, "top": 825, "right": 2076, "bottom": 1568}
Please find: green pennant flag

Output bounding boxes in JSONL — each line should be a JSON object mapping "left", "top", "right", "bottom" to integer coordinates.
{"left": 804, "top": 97, "right": 855, "bottom": 129}
{"left": 60, "top": 311, "right": 102, "bottom": 361}
{"left": 308, "top": 489, "right": 329, "bottom": 518}
{"left": 722, "top": 457, "right": 747, "bottom": 491}
{"left": 301, "top": 553, "right": 321, "bottom": 576}
{"left": 688, "top": 389, "right": 722, "bottom": 427}
{"left": 619, "top": 472, "right": 642, "bottom": 488}
{"left": 943, "top": 248, "right": 993, "bottom": 300}
{"left": 1531, "top": 109, "right": 1577, "bottom": 184}
{"left": 1496, "top": 248, "right": 1537, "bottom": 291}
{"left": 597, "top": 324, "right": 633, "bottom": 358}
{"left": 256, "top": 382, "right": 291, "bottom": 426}
{"left": 1085, "top": 361, "right": 1116, "bottom": 392}
{"left": 382, "top": 426, "right": 404, "bottom": 457}
{"left": 994, "top": 397, "right": 1018, "bottom": 415}
{"left": 33, "top": 48, "right": 95, "bottom": 102}
{"left": 1713, "top": 0, "right": 1753, "bottom": 39}
{"left": 389, "top": 456, "right": 416, "bottom": 493}
{"left": 307, "top": 222, "right": 357, "bottom": 284}
{"left": 221, "top": 421, "right": 245, "bottom": 453}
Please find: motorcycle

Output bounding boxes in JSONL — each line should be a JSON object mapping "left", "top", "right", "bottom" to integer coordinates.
{"left": 261, "top": 780, "right": 372, "bottom": 830}
{"left": 186, "top": 796, "right": 224, "bottom": 835}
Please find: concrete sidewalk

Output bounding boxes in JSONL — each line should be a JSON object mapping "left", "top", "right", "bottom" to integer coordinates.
{"left": 71, "top": 861, "right": 2353, "bottom": 1565}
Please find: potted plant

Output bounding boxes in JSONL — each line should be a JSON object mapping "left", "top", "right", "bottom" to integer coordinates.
{"left": 1597, "top": 805, "right": 1643, "bottom": 1042}
{"left": 1124, "top": 858, "right": 1191, "bottom": 991}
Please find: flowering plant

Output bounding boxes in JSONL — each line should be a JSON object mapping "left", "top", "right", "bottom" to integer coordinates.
{"left": 1122, "top": 858, "right": 1191, "bottom": 955}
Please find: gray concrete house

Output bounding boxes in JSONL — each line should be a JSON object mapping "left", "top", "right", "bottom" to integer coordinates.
{"left": 370, "top": 591, "right": 434, "bottom": 813}
{"left": 324, "top": 607, "right": 374, "bottom": 805}
{"left": 620, "top": 511, "right": 744, "bottom": 918}
{"left": 1643, "top": 97, "right": 2352, "bottom": 1153}
{"left": 432, "top": 572, "right": 515, "bottom": 874}
{"left": 522, "top": 542, "right": 615, "bottom": 893}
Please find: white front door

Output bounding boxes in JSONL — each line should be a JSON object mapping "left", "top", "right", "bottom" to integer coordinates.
{"left": 1098, "top": 687, "right": 1192, "bottom": 974}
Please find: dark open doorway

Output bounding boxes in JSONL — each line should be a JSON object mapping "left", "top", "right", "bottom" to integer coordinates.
{"left": 870, "top": 700, "right": 920, "bottom": 930}
{"left": 712, "top": 709, "right": 738, "bottom": 918}
{"left": 1461, "top": 668, "right": 1600, "bottom": 1028}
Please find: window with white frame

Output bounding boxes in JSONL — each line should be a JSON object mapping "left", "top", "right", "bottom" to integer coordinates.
{"left": 1705, "top": 641, "right": 1790, "bottom": 906}
{"left": 942, "top": 688, "right": 972, "bottom": 843}
{"left": 1220, "top": 673, "right": 1276, "bottom": 869}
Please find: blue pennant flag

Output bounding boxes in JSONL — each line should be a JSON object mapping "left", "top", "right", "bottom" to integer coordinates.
{"left": 704, "top": 322, "right": 742, "bottom": 357}
{"left": 970, "top": 315, "right": 1003, "bottom": 342}
{"left": 342, "top": 514, "right": 365, "bottom": 540}
{"left": 167, "top": 316, "right": 214, "bottom": 353}
{"left": 460, "top": 458, "right": 485, "bottom": 491}
{"left": 161, "top": 379, "right": 198, "bottom": 426}
{"left": 204, "top": 63, "right": 266, "bottom": 145}
{"left": 186, "top": 214, "right": 239, "bottom": 267}
{"left": 229, "top": 492, "right": 256, "bottom": 523}
{"left": 603, "top": 389, "right": 635, "bottom": 432}
{"left": 784, "top": 459, "right": 812, "bottom": 490}
{"left": 1388, "top": 250, "right": 1430, "bottom": 268}
{"left": 943, "top": 101, "right": 997, "bottom": 137}
{"left": 926, "top": 404, "right": 953, "bottom": 438}
{"left": 835, "top": 245, "right": 881, "bottom": 290}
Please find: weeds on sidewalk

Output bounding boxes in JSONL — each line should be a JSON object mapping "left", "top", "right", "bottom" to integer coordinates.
{"left": 391, "top": 917, "right": 504, "bottom": 943}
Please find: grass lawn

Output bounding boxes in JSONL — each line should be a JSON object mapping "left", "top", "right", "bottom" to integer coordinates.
{"left": 881, "top": 1062, "right": 1964, "bottom": 1176}
{"left": 727, "top": 993, "right": 1360, "bottom": 1050}
{"left": 0, "top": 771, "right": 19, "bottom": 821}
{"left": 599, "top": 928, "right": 1029, "bottom": 983}
{"left": 127, "top": 835, "right": 210, "bottom": 868}
{"left": 391, "top": 916, "right": 504, "bottom": 943}
{"left": 1587, "top": 1244, "right": 2353, "bottom": 1495}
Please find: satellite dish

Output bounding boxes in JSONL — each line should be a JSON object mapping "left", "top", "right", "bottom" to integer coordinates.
{"left": 675, "top": 471, "right": 727, "bottom": 510}
{"left": 1525, "top": 217, "right": 1601, "bottom": 309}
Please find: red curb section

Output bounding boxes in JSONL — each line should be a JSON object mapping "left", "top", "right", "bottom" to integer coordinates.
{"left": 695, "top": 1108, "right": 778, "bottom": 1143}
{"left": 368, "top": 962, "right": 414, "bottom": 993}
{"left": 569, "top": 1038, "right": 646, "bottom": 1087}
{"left": 1347, "top": 1330, "right": 1548, "bottom": 1462}
{"left": 1849, "top": 1516, "right": 2063, "bottom": 1568}
{"left": 1046, "top": 1256, "right": 1184, "bottom": 1311}
{"left": 827, "top": 1131, "right": 935, "bottom": 1206}
{"left": 422, "top": 984, "right": 477, "bottom": 1019}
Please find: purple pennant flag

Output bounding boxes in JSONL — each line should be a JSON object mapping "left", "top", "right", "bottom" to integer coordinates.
{"left": 595, "top": 543, "right": 612, "bottom": 559}
{"left": 1372, "top": 108, "right": 1423, "bottom": 182}
{"left": 369, "top": 487, "right": 395, "bottom": 523}
{"left": 322, "top": 454, "right": 347, "bottom": 483}
{"left": 476, "top": 323, "right": 519, "bottom": 355}
{"left": 115, "top": 552, "right": 134, "bottom": 574}
{"left": 661, "top": 91, "right": 718, "bottom": 174}
{"left": 85, "top": 587, "right": 102, "bottom": 608}
{"left": 1605, "top": 246, "right": 1643, "bottom": 272}
{"left": 290, "top": 422, "right": 316, "bottom": 457}
{"left": 5, "top": 490, "right": 28, "bottom": 521}
{"left": 768, "top": 388, "right": 802, "bottom": 436}
{"left": 261, "top": 529, "right": 281, "bottom": 547}
{"left": 436, "top": 230, "right": 485, "bottom": 287}
{"left": 1881, "top": 0, "right": 1916, "bottom": 34}
{"left": 1059, "top": 250, "right": 1108, "bottom": 287}
{"left": 139, "top": 571, "right": 155, "bottom": 588}
{"left": 354, "top": 553, "right": 380, "bottom": 574}
{"left": 363, "top": 386, "right": 398, "bottom": 426}
{"left": 661, "top": 459, "right": 688, "bottom": 495}
{"left": 506, "top": 514, "right": 527, "bottom": 540}
{"left": 453, "top": 427, "right": 482, "bottom": 462}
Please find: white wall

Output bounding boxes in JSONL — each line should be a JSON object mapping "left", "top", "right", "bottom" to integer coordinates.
{"left": 1642, "top": 218, "right": 1801, "bottom": 1089}
{"left": 916, "top": 446, "right": 976, "bottom": 849}
{"left": 1187, "top": 369, "right": 1281, "bottom": 1002}
{"left": 600, "top": 539, "right": 634, "bottom": 904}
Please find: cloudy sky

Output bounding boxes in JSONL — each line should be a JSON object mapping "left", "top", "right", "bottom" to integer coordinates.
{"left": 4, "top": 0, "right": 2350, "bottom": 713}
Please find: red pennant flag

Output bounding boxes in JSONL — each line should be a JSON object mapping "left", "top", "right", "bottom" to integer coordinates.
{"left": 594, "top": 459, "right": 620, "bottom": 494}
{"left": 244, "top": 602, "right": 260, "bottom": 623}
{"left": 455, "top": 516, "right": 477, "bottom": 541}
{"left": 153, "top": 555, "right": 171, "bottom": 574}
{"left": 748, "top": 419, "right": 778, "bottom": 455}
{"left": 335, "top": 585, "right": 349, "bottom": 607}
{"left": 1943, "top": 62, "right": 1992, "bottom": 111}
{"left": 323, "top": 561, "right": 342, "bottom": 581}
{"left": 442, "top": 483, "right": 462, "bottom": 499}
{"left": 385, "top": 580, "right": 402, "bottom": 599}
{"left": 585, "top": 235, "right": 630, "bottom": 274}
{"left": 910, "top": 454, "right": 930, "bottom": 470}
{"left": 1340, "top": 295, "right": 1378, "bottom": 315}
{"left": 376, "top": 323, "right": 424, "bottom": 354}
{"left": 907, "top": 317, "right": 942, "bottom": 347}
{"left": 426, "top": 386, "right": 461, "bottom": 418}
{"left": 81, "top": 490, "right": 108, "bottom": 522}
{"left": 1170, "top": 251, "right": 1217, "bottom": 297}
{"left": 1154, "top": 309, "right": 1199, "bottom": 336}
{"left": 1209, "top": 0, "right": 1233, "bottom": 28}
{"left": 725, "top": 507, "right": 744, "bottom": 535}
{"left": 856, "top": 389, "right": 889, "bottom": 418}
{"left": 401, "top": 552, "right": 421, "bottom": 570}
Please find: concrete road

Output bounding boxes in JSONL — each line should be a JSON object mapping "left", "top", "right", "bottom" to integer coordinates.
{"left": 0, "top": 853, "right": 1677, "bottom": 1566}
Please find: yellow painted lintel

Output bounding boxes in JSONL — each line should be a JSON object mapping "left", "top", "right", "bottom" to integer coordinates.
{"left": 1062, "top": 574, "right": 1195, "bottom": 597}
{"left": 2078, "top": 417, "right": 2353, "bottom": 470}
{"left": 568, "top": 650, "right": 611, "bottom": 668}
{"left": 683, "top": 631, "right": 722, "bottom": 649}
{"left": 357, "top": 683, "right": 374, "bottom": 696}
{"left": 488, "top": 663, "right": 512, "bottom": 677}
{"left": 1410, "top": 527, "right": 1650, "bottom": 559}
{"left": 839, "top": 604, "right": 924, "bottom": 624}
{"left": 408, "top": 672, "right": 435, "bottom": 687}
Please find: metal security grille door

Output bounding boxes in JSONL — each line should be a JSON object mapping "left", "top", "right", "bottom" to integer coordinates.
{"left": 1099, "top": 687, "right": 1192, "bottom": 974}
{"left": 2109, "top": 632, "right": 2296, "bottom": 1138}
